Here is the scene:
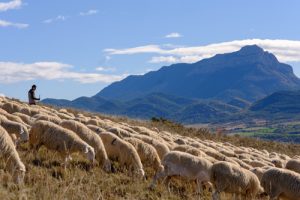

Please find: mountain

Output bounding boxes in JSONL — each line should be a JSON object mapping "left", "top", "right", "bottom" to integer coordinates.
{"left": 97, "top": 45, "right": 300, "bottom": 102}
{"left": 43, "top": 45, "right": 300, "bottom": 124}
{"left": 250, "top": 90, "right": 300, "bottom": 115}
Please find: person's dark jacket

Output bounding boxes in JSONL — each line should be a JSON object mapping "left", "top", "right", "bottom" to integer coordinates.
{"left": 28, "top": 89, "right": 40, "bottom": 105}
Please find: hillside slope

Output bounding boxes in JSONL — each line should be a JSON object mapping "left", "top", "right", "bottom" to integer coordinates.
{"left": 43, "top": 93, "right": 242, "bottom": 123}
{"left": 1, "top": 97, "right": 300, "bottom": 199}
{"left": 248, "top": 90, "right": 300, "bottom": 120}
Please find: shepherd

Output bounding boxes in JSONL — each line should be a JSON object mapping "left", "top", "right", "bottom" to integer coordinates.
{"left": 28, "top": 84, "right": 40, "bottom": 105}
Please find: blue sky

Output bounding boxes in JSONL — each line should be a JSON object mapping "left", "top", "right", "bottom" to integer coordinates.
{"left": 1, "top": 0, "right": 300, "bottom": 100}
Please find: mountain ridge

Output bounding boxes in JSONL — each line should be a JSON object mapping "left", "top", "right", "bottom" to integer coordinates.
{"left": 42, "top": 45, "right": 300, "bottom": 124}
{"left": 96, "top": 45, "right": 300, "bottom": 102}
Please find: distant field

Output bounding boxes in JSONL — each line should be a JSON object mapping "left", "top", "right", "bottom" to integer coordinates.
{"left": 227, "top": 121, "right": 300, "bottom": 143}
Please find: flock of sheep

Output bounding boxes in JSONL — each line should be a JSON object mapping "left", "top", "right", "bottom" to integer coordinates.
{"left": 0, "top": 96, "right": 300, "bottom": 200}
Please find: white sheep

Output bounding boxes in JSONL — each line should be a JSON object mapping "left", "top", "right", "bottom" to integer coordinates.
{"left": 13, "top": 112, "right": 33, "bottom": 125}
{"left": 133, "top": 134, "right": 169, "bottom": 159}
{"left": 60, "top": 120, "right": 111, "bottom": 172}
{"left": 271, "top": 158, "right": 286, "bottom": 168}
{"left": 124, "top": 137, "right": 163, "bottom": 174}
{"left": 250, "top": 166, "right": 271, "bottom": 181}
{"left": 1, "top": 102, "right": 23, "bottom": 114}
{"left": 261, "top": 168, "right": 300, "bottom": 200}
{"left": 0, "top": 108, "right": 29, "bottom": 127}
{"left": 20, "top": 106, "right": 40, "bottom": 117}
{"left": 106, "top": 126, "right": 132, "bottom": 138}
{"left": 172, "top": 145, "right": 207, "bottom": 157}
{"left": 285, "top": 159, "right": 300, "bottom": 174}
{"left": 150, "top": 151, "right": 212, "bottom": 196}
{"left": 34, "top": 113, "right": 62, "bottom": 124}
{"left": 87, "top": 124, "right": 106, "bottom": 133}
{"left": 210, "top": 161, "right": 262, "bottom": 200}
{"left": 0, "top": 126, "right": 26, "bottom": 184}
{"left": 29, "top": 120, "right": 95, "bottom": 166}
{"left": 0, "top": 115, "right": 29, "bottom": 144}
{"left": 90, "top": 128, "right": 144, "bottom": 178}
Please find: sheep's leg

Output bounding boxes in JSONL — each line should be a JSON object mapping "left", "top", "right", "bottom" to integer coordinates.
{"left": 164, "top": 176, "right": 171, "bottom": 193}
{"left": 212, "top": 190, "right": 220, "bottom": 200}
{"left": 269, "top": 185, "right": 280, "bottom": 200}
{"left": 196, "top": 179, "right": 204, "bottom": 200}
{"left": 63, "top": 154, "right": 71, "bottom": 169}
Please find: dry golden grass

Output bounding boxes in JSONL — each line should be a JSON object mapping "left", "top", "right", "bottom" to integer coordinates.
{"left": 0, "top": 103, "right": 299, "bottom": 199}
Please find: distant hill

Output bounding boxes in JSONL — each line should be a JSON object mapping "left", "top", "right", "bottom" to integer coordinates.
{"left": 249, "top": 90, "right": 300, "bottom": 116}
{"left": 43, "top": 45, "right": 300, "bottom": 124}
{"left": 43, "top": 92, "right": 242, "bottom": 123}
{"left": 97, "top": 45, "right": 300, "bottom": 102}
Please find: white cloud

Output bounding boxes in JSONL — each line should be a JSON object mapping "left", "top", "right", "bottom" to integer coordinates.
{"left": 105, "top": 45, "right": 164, "bottom": 55}
{"left": 0, "top": 61, "right": 127, "bottom": 84}
{"left": 165, "top": 32, "right": 182, "bottom": 38}
{"left": 149, "top": 56, "right": 179, "bottom": 63}
{"left": 0, "top": 0, "right": 22, "bottom": 12}
{"left": 0, "top": 93, "right": 5, "bottom": 97}
{"left": 105, "top": 39, "right": 300, "bottom": 63}
{"left": 95, "top": 66, "right": 116, "bottom": 72}
{"left": 80, "top": 9, "right": 98, "bottom": 16}
{"left": 0, "top": 19, "right": 28, "bottom": 28}
{"left": 43, "top": 15, "right": 67, "bottom": 24}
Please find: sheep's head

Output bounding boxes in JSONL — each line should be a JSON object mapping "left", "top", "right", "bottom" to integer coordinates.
{"left": 136, "top": 168, "right": 145, "bottom": 179}
{"left": 12, "top": 162, "right": 26, "bottom": 185}
{"left": 103, "top": 159, "right": 112, "bottom": 173}
{"left": 19, "top": 127, "right": 29, "bottom": 142}
{"left": 84, "top": 146, "right": 95, "bottom": 163}
{"left": 271, "top": 159, "right": 283, "bottom": 168}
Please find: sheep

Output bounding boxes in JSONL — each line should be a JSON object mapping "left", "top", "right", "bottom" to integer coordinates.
{"left": 87, "top": 124, "right": 106, "bottom": 134}
{"left": 0, "top": 126, "right": 26, "bottom": 184}
{"left": 131, "top": 126, "right": 162, "bottom": 140}
{"left": 34, "top": 113, "right": 62, "bottom": 124}
{"left": 133, "top": 134, "right": 169, "bottom": 159}
{"left": 0, "top": 108, "right": 29, "bottom": 127}
{"left": 106, "top": 126, "right": 132, "bottom": 138}
{"left": 58, "top": 109, "right": 74, "bottom": 118}
{"left": 60, "top": 120, "right": 111, "bottom": 172}
{"left": 250, "top": 166, "right": 271, "bottom": 181}
{"left": 271, "top": 158, "right": 286, "bottom": 168}
{"left": 13, "top": 112, "right": 33, "bottom": 125}
{"left": 55, "top": 112, "right": 73, "bottom": 120}
{"left": 74, "top": 117, "right": 89, "bottom": 124}
{"left": 0, "top": 115, "right": 29, "bottom": 144}
{"left": 20, "top": 106, "right": 40, "bottom": 117}
{"left": 218, "top": 149, "right": 236, "bottom": 158}
{"left": 174, "top": 138, "right": 186, "bottom": 145}
{"left": 173, "top": 145, "right": 206, "bottom": 157}
{"left": 1, "top": 102, "right": 23, "bottom": 114}
{"left": 285, "top": 159, "right": 300, "bottom": 174}
{"left": 261, "top": 168, "right": 300, "bottom": 200}
{"left": 150, "top": 151, "right": 212, "bottom": 196}
{"left": 204, "top": 149, "right": 227, "bottom": 161}
{"left": 248, "top": 160, "right": 274, "bottom": 168}
{"left": 90, "top": 129, "right": 144, "bottom": 178}
{"left": 86, "top": 119, "right": 103, "bottom": 127}
{"left": 124, "top": 137, "right": 163, "bottom": 174}
{"left": 210, "top": 161, "right": 262, "bottom": 200}
{"left": 230, "top": 157, "right": 252, "bottom": 170}
{"left": 293, "top": 155, "right": 300, "bottom": 160}
{"left": 29, "top": 120, "right": 95, "bottom": 166}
